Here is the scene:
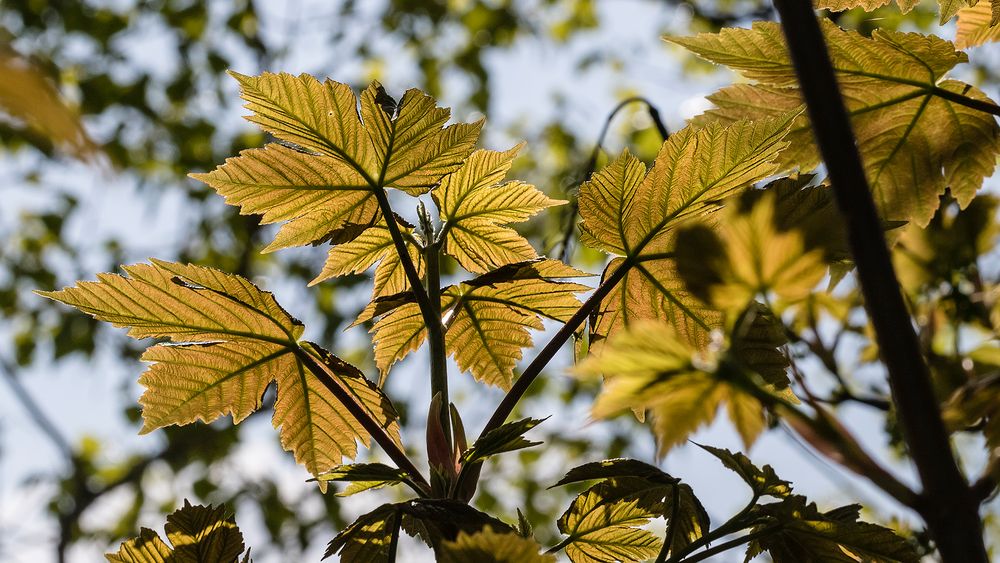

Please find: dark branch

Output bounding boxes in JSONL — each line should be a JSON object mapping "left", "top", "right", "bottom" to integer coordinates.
{"left": 771, "top": 2, "right": 987, "bottom": 561}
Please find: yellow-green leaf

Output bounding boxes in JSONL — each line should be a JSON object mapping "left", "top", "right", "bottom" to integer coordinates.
{"left": 577, "top": 117, "right": 791, "bottom": 351}
{"left": 435, "top": 144, "right": 565, "bottom": 273}
{"left": 39, "top": 261, "right": 400, "bottom": 478}
{"left": 671, "top": 21, "right": 1000, "bottom": 228}
{"left": 555, "top": 478, "right": 669, "bottom": 563}
{"left": 675, "top": 192, "right": 827, "bottom": 313}
{"left": 193, "top": 73, "right": 482, "bottom": 255}
{"left": 956, "top": 1, "right": 1000, "bottom": 49}
{"left": 367, "top": 260, "right": 590, "bottom": 388}
{"left": 107, "top": 501, "right": 246, "bottom": 563}
{"left": 575, "top": 320, "right": 770, "bottom": 454}
{"left": 310, "top": 215, "right": 424, "bottom": 299}
{"left": 325, "top": 504, "right": 399, "bottom": 562}
{"left": 439, "top": 527, "right": 555, "bottom": 563}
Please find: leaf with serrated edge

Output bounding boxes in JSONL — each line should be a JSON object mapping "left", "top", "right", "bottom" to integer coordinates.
{"left": 435, "top": 144, "right": 565, "bottom": 273}
{"left": 367, "top": 260, "right": 590, "bottom": 387}
{"left": 439, "top": 527, "right": 555, "bottom": 563}
{"left": 313, "top": 463, "right": 409, "bottom": 497}
{"left": 310, "top": 215, "right": 424, "bottom": 299}
{"left": 957, "top": 1, "right": 1000, "bottom": 49}
{"left": 39, "top": 262, "right": 400, "bottom": 479}
{"left": 106, "top": 501, "right": 246, "bottom": 563}
{"left": 578, "top": 116, "right": 791, "bottom": 351}
{"left": 193, "top": 72, "right": 482, "bottom": 258}
{"left": 324, "top": 504, "right": 398, "bottom": 562}
{"left": 696, "top": 444, "right": 791, "bottom": 498}
{"left": 671, "top": 20, "right": 1000, "bottom": 228}
{"left": 463, "top": 417, "right": 544, "bottom": 465}
{"left": 575, "top": 320, "right": 770, "bottom": 454}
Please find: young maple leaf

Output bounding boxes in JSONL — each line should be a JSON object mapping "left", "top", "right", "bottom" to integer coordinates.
{"left": 576, "top": 117, "right": 792, "bottom": 352}
{"left": 670, "top": 20, "right": 1000, "bottom": 228}
{"left": 38, "top": 261, "right": 400, "bottom": 479}
{"left": 191, "top": 72, "right": 482, "bottom": 254}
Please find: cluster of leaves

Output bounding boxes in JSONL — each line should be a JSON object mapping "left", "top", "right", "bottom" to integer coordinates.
{"left": 31, "top": 0, "right": 1000, "bottom": 561}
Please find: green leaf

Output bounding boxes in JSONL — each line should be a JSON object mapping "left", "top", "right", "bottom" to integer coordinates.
{"left": 551, "top": 459, "right": 678, "bottom": 488}
{"left": 312, "top": 463, "right": 410, "bottom": 497}
{"left": 106, "top": 501, "right": 246, "bottom": 563}
{"left": 365, "top": 259, "right": 590, "bottom": 388}
{"left": 671, "top": 20, "right": 1000, "bottom": 228}
{"left": 39, "top": 262, "right": 400, "bottom": 479}
{"left": 574, "top": 320, "right": 772, "bottom": 454}
{"left": 731, "top": 303, "right": 791, "bottom": 388}
{"left": 192, "top": 73, "right": 482, "bottom": 256}
{"left": 578, "top": 116, "right": 792, "bottom": 351}
{"left": 749, "top": 496, "right": 920, "bottom": 563}
{"left": 943, "top": 373, "right": 1000, "bottom": 451}
{"left": 435, "top": 144, "right": 565, "bottom": 273}
{"left": 324, "top": 504, "right": 399, "bottom": 562}
{"left": 462, "top": 417, "right": 545, "bottom": 466}
{"left": 439, "top": 527, "right": 555, "bottom": 563}
{"left": 814, "top": 0, "right": 978, "bottom": 24}
{"left": 399, "top": 499, "right": 516, "bottom": 552}
{"left": 696, "top": 444, "right": 792, "bottom": 498}
{"left": 552, "top": 460, "right": 709, "bottom": 559}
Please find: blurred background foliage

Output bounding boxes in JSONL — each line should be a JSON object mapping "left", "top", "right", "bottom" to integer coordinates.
{"left": 0, "top": 1, "right": 994, "bottom": 561}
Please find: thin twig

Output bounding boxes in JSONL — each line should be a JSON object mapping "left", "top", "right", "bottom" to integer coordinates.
{"left": 557, "top": 97, "right": 669, "bottom": 262}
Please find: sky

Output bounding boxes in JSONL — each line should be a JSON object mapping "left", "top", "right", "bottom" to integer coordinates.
{"left": 2, "top": 0, "right": 999, "bottom": 561}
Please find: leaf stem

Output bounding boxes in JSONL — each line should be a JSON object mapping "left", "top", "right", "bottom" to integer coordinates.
{"left": 425, "top": 239, "right": 452, "bottom": 452}
{"left": 654, "top": 485, "right": 682, "bottom": 563}
{"left": 479, "top": 258, "right": 630, "bottom": 437}
{"left": 674, "top": 525, "right": 782, "bottom": 563}
{"left": 663, "top": 493, "right": 760, "bottom": 563}
{"left": 295, "top": 347, "right": 431, "bottom": 496}
{"left": 771, "top": 2, "right": 987, "bottom": 561}
{"left": 929, "top": 85, "right": 1000, "bottom": 117}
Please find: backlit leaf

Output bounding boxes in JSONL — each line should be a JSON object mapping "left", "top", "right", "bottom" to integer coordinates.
{"left": 313, "top": 463, "right": 410, "bottom": 497}
{"left": 696, "top": 444, "right": 792, "bottom": 498}
{"left": 672, "top": 20, "right": 1000, "bottom": 227}
{"left": 192, "top": 72, "right": 482, "bottom": 255}
{"left": 366, "top": 260, "right": 590, "bottom": 388}
{"left": 675, "top": 192, "right": 827, "bottom": 313}
{"left": 749, "top": 496, "right": 919, "bottom": 562}
{"left": 324, "top": 504, "right": 399, "bottom": 562}
{"left": 439, "top": 527, "right": 554, "bottom": 563}
{"left": 956, "top": 1, "right": 1000, "bottom": 50}
{"left": 462, "top": 417, "right": 545, "bottom": 466}
{"left": 107, "top": 502, "right": 246, "bottom": 563}
{"left": 435, "top": 144, "right": 565, "bottom": 273}
{"left": 578, "top": 117, "right": 791, "bottom": 351}
{"left": 39, "top": 262, "right": 400, "bottom": 478}
{"left": 310, "top": 215, "right": 424, "bottom": 299}
{"left": 574, "top": 320, "right": 770, "bottom": 454}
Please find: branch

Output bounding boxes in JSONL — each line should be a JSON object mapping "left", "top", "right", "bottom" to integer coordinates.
{"left": 771, "top": 2, "right": 987, "bottom": 561}
{"left": 0, "top": 356, "right": 73, "bottom": 459}
{"left": 478, "top": 258, "right": 630, "bottom": 437}
{"left": 557, "top": 97, "right": 669, "bottom": 262}
{"left": 295, "top": 347, "right": 431, "bottom": 495}
{"left": 674, "top": 525, "right": 782, "bottom": 563}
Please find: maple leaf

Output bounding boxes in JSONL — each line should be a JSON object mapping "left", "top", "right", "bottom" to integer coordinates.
{"left": 434, "top": 144, "right": 565, "bottom": 274}
{"left": 310, "top": 214, "right": 424, "bottom": 299}
{"left": 574, "top": 320, "right": 777, "bottom": 453}
{"left": 815, "top": 0, "right": 981, "bottom": 24}
{"left": 552, "top": 459, "right": 709, "bottom": 560}
{"left": 674, "top": 191, "right": 827, "bottom": 313}
{"left": 106, "top": 501, "right": 247, "bottom": 563}
{"left": 577, "top": 116, "right": 791, "bottom": 351}
{"left": 438, "top": 527, "right": 555, "bottom": 563}
{"left": 747, "top": 496, "right": 919, "bottom": 562}
{"left": 671, "top": 20, "right": 1000, "bottom": 228}
{"left": 191, "top": 72, "right": 482, "bottom": 254}
{"left": 956, "top": 1, "right": 1000, "bottom": 49}
{"left": 362, "top": 259, "right": 590, "bottom": 388}
{"left": 38, "top": 261, "right": 400, "bottom": 478}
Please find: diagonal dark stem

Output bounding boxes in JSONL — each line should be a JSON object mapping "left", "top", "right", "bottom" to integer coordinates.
{"left": 479, "top": 258, "right": 630, "bottom": 438}
{"left": 771, "top": 2, "right": 987, "bottom": 561}
{"left": 296, "top": 347, "right": 431, "bottom": 495}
